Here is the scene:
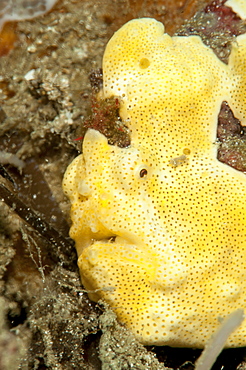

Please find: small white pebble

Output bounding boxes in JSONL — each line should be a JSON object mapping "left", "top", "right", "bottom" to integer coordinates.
{"left": 24, "top": 69, "right": 36, "bottom": 81}
{"left": 27, "top": 45, "right": 37, "bottom": 53}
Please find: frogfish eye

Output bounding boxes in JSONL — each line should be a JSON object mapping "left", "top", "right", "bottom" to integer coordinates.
{"left": 139, "top": 168, "right": 148, "bottom": 178}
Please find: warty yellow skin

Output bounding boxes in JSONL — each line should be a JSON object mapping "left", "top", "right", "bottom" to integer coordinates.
{"left": 63, "top": 16, "right": 246, "bottom": 347}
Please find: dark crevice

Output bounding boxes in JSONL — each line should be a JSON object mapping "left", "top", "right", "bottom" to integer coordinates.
{"left": 176, "top": 0, "right": 246, "bottom": 64}
{"left": 217, "top": 101, "right": 246, "bottom": 172}
{"left": 7, "top": 306, "right": 27, "bottom": 328}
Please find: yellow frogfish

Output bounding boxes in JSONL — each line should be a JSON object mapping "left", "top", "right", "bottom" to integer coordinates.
{"left": 63, "top": 5, "right": 246, "bottom": 348}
